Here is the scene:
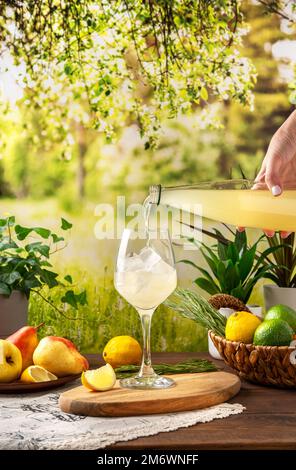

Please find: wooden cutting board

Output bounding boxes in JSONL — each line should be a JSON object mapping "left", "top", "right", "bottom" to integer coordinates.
{"left": 59, "top": 371, "right": 240, "bottom": 417}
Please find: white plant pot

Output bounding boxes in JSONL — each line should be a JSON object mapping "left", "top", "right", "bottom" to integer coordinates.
{"left": 247, "top": 304, "right": 263, "bottom": 320}
{"left": 208, "top": 308, "right": 234, "bottom": 360}
{"left": 208, "top": 304, "right": 263, "bottom": 360}
{"left": 263, "top": 285, "right": 296, "bottom": 312}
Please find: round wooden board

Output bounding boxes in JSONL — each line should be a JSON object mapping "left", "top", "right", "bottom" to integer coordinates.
{"left": 0, "top": 374, "right": 80, "bottom": 393}
{"left": 59, "top": 371, "right": 241, "bottom": 417}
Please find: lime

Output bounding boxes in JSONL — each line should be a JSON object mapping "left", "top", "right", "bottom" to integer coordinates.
{"left": 253, "top": 319, "right": 293, "bottom": 346}
{"left": 265, "top": 304, "right": 296, "bottom": 333}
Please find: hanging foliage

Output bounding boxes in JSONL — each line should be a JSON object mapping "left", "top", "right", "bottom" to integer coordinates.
{"left": 0, "top": 1, "right": 258, "bottom": 150}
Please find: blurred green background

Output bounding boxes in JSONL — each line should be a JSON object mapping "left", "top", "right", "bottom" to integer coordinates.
{"left": 0, "top": 3, "right": 294, "bottom": 352}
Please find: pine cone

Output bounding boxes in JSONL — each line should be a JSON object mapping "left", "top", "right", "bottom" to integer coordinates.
{"left": 208, "top": 293, "right": 250, "bottom": 312}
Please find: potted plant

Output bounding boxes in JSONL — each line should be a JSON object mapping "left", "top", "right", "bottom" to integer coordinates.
{"left": 262, "top": 232, "right": 296, "bottom": 311}
{"left": 181, "top": 228, "right": 278, "bottom": 308}
{"left": 0, "top": 215, "right": 87, "bottom": 338}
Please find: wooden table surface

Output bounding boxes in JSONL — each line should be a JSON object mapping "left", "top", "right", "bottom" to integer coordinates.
{"left": 87, "top": 352, "right": 296, "bottom": 450}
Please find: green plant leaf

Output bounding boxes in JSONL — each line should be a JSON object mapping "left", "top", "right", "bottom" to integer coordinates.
{"left": 253, "top": 244, "right": 286, "bottom": 272}
{"left": 40, "top": 260, "right": 52, "bottom": 267}
{"left": 201, "top": 244, "right": 219, "bottom": 262}
{"left": 0, "top": 240, "right": 18, "bottom": 250}
{"left": 230, "top": 284, "right": 246, "bottom": 302}
{"left": 194, "top": 277, "right": 220, "bottom": 295}
{"left": 25, "top": 242, "right": 50, "bottom": 258}
{"left": 195, "top": 266, "right": 219, "bottom": 285}
{"left": 61, "top": 289, "right": 87, "bottom": 308}
{"left": 61, "top": 218, "right": 72, "bottom": 230}
{"left": 217, "top": 241, "right": 228, "bottom": 260}
{"left": 61, "top": 289, "right": 77, "bottom": 308}
{"left": 52, "top": 233, "right": 64, "bottom": 243}
{"left": 265, "top": 233, "right": 296, "bottom": 287}
{"left": 13, "top": 258, "right": 38, "bottom": 268}
{"left": 226, "top": 243, "right": 239, "bottom": 263}
{"left": 75, "top": 289, "right": 88, "bottom": 305}
{"left": 23, "top": 277, "right": 42, "bottom": 289}
{"left": 244, "top": 265, "right": 275, "bottom": 295}
{"left": 38, "top": 268, "right": 59, "bottom": 288}
{"left": 234, "top": 229, "right": 247, "bottom": 252}
{"left": 15, "top": 225, "right": 51, "bottom": 240}
{"left": 0, "top": 271, "right": 21, "bottom": 285}
{"left": 0, "top": 282, "right": 10, "bottom": 295}
{"left": 238, "top": 244, "right": 256, "bottom": 282}
{"left": 261, "top": 273, "right": 281, "bottom": 284}
{"left": 178, "top": 259, "right": 200, "bottom": 270}
{"left": 64, "top": 274, "right": 73, "bottom": 283}
{"left": 213, "top": 228, "right": 230, "bottom": 244}
{"left": 200, "top": 246, "right": 220, "bottom": 274}
{"left": 217, "top": 260, "right": 228, "bottom": 280}
{"left": 34, "top": 227, "right": 51, "bottom": 239}
{"left": 223, "top": 263, "right": 241, "bottom": 291}
{"left": 15, "top": 225, "right": 33, "bottom": 240}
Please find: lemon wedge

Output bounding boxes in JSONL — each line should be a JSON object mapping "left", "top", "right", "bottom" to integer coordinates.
{"left": 21, "top": 365, "right": 58, "bottom": 383}
{"left": 81, "top": 364, "right": 116, "bottom": 391}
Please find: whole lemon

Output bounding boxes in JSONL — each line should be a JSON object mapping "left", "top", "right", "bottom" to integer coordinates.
{"left": 103, "top": 336, "right": 142, "bottom": 368}
{"left": 225, "top": 311, "right": 261, "bottom": 343}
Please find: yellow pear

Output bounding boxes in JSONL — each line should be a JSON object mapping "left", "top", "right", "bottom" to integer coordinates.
{"left": 33, "top": 336, "right": 89, "bottom": 377}
{"left": 7, "top": 323, "right": 44, "bottom": 371}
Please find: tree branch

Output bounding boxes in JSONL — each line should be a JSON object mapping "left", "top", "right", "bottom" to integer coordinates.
{"left": 257, "top": 0, "right": 295, "bottom": 22}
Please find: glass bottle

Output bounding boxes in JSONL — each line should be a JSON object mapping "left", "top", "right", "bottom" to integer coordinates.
{"left": 148, "top": 179, "right": 296, "bottom": 232}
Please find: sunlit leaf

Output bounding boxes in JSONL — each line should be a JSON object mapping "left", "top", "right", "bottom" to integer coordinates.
{"left": 61, "top": 218, "right": 72, "bottom": 230}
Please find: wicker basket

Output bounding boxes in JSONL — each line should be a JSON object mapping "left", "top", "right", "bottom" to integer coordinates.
{"left": 209, "top": 330, "right": 296, "bottom": 388}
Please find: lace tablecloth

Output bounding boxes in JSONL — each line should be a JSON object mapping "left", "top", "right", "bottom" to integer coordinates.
{"left": 0, "top": 381, "right": 244, "bottom": 450}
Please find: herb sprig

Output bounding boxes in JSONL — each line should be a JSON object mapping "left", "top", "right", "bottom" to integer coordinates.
{"left": 115, "top": 358, "right": 217, "bottom": 379}
{"left": 166, "top": 288, "right": 227, "bottom": 337}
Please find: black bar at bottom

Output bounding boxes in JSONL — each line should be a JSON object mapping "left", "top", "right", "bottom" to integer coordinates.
{"left": 0, "top": 450, "right": 295, "bottom": 467}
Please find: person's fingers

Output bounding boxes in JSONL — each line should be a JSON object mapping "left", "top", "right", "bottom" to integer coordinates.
{"left": 280, "top": 231, "right": 292, "bottom": 239}
{"left": 265, "top": 156, "right": 282, "bottom": 196}
{"left": 254, "top": 162, "right": 266, "bottom": 183}
{"left": 252, "top": 161, "right": 267, "bottom": 189}
{"left": 235, "top": 227, "right": 292, "bottom": 240}
{"left": 264, "top": 229, "right": 275, "bottom": 237}
{"left": 252, "top": 181, "right": 267, "bottom": 190}
{"left": 254, "top": 111, "right": 296, "bottom": 195}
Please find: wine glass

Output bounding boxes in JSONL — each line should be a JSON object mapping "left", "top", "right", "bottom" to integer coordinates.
{"left": 114, "top": 227, "right": 177, "bottom": 389}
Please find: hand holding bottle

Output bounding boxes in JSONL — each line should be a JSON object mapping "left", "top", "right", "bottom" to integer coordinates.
{"left": 240, "top": 110, "right": 296, "bottom": 238}
{"left": 253, "top": 110, "right": 296, "bottom": 192}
